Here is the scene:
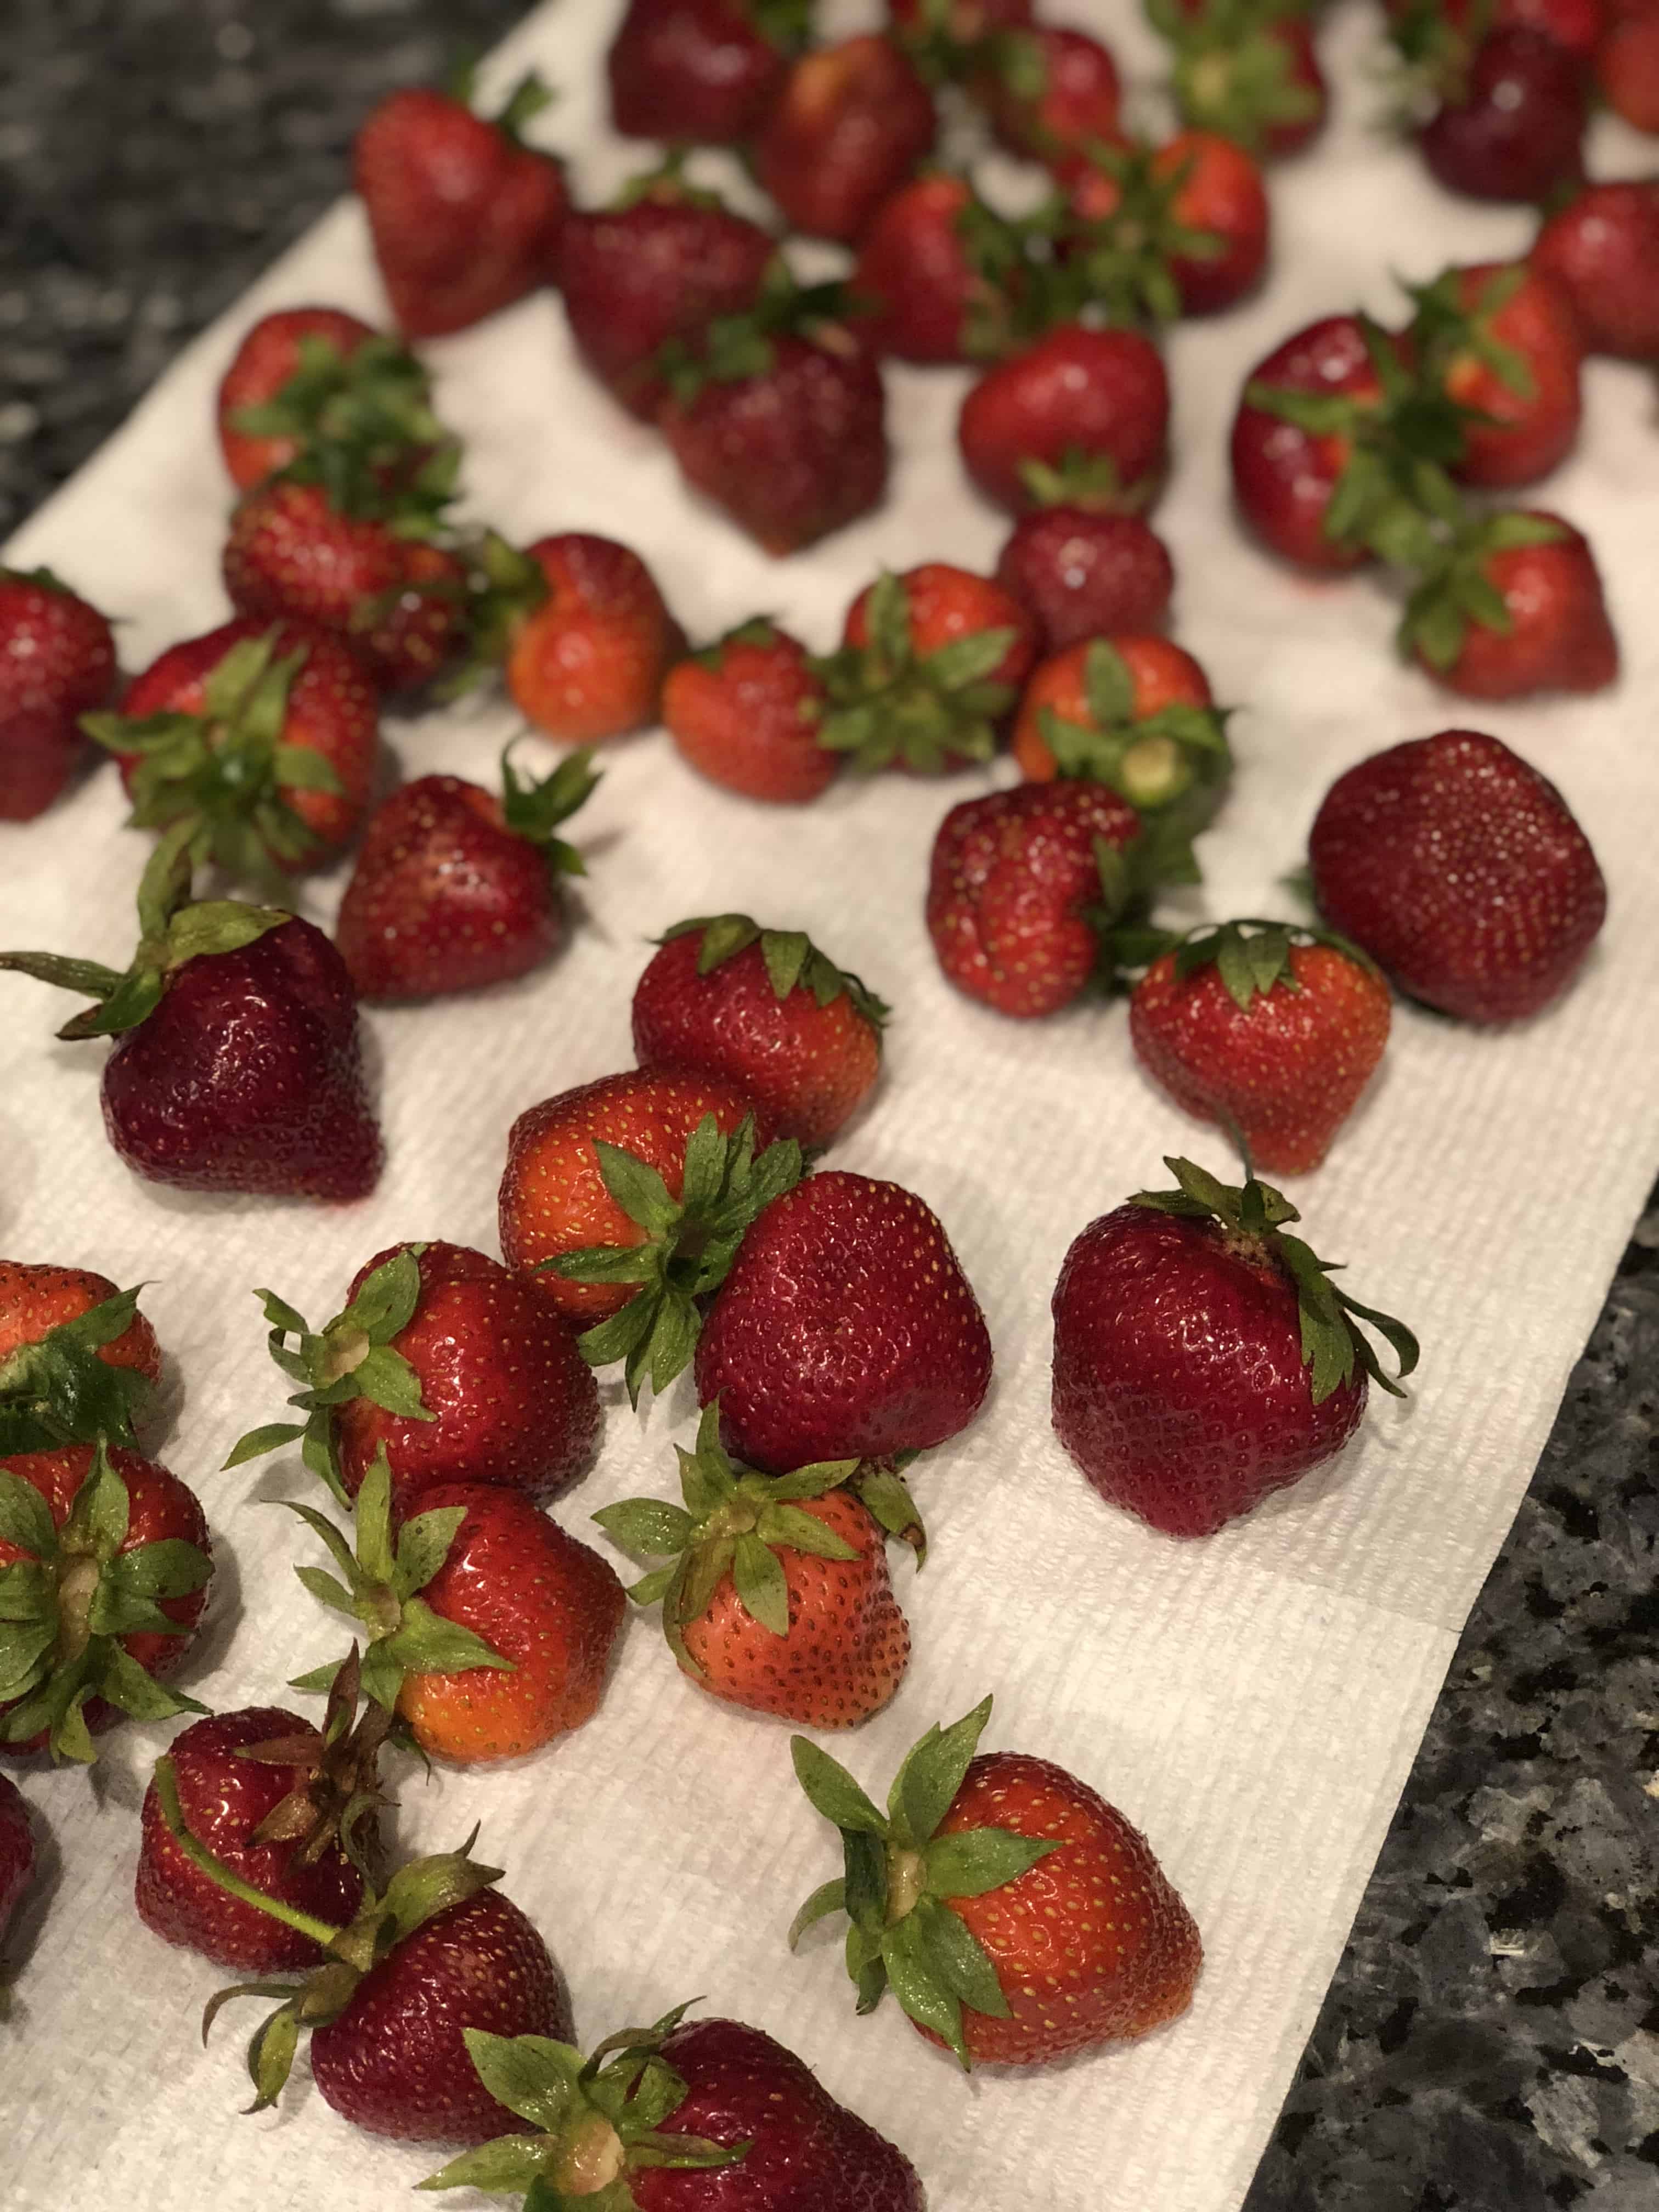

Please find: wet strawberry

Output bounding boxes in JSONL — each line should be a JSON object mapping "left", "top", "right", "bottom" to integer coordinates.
{"left": 0, "top": 566, "right": 116, "bottom": 821}
{"left": 853, "top": 171, "right": 1026, "bottom": 364}
{"left": 755, "top": 35, "right": 936, "bottom": 243}
{"left": 995, "top": 506, "right": 1175, "bottom": 651}
{"left": 0, "top": 1262, "right": 160, "bottom": 1455}
{"left": 1530, "top": 179, "right": 1659, "bottom": 360}
{"left": 1058, "top": 132, "right": 1269, "bottom": 320}
{"left": 608, "top": 0, "right": 805, "bottom": 142}
{"left": 1401, "top": 508, "right": 1617, "bottom": 699}
{"left": 662, "top": 620, "right": 836, "bottom": 803}
{"left": 1599, "top": 10, "right": 1659, "bottom": 129}
{"left": 1419, "top": 29, "right": 1586, "bottom": 203}
{"left": 958, "top": 324, "right": 1170, "bottom": 517}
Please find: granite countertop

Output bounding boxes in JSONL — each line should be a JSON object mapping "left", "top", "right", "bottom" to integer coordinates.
{"left": 3, "top": 2, "right": 1655, "bottom": 2204}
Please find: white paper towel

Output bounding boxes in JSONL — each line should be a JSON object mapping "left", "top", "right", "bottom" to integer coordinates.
{"left": 3, "top": 3, "right": 1657, "bottom": 2208}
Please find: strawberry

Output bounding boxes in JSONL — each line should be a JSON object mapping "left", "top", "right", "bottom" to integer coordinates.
{"left": 0, "top": 1773, "right": 33, "bottom": 1939}
{"left": 754, "top": 35, "right": 936, "bottom": 244}
{"left": 134, "top": 1660, "right": 388, "bottom": 1971}
{"left": 1058, "top": 133, "right": 1269, "bottom": 321}
{"left": 334, "top": 747, "right": 599, "bottom": 1001}
{"left": 354, "top": 72, "right": 567, "bottom": 339}
{"left": 853, "top": 171, "right": 1028, "bottom": 364}
{"left": 86, "top": 617, "right": 379, "bottom": 879}
{"left": 215, "top": 309, "right": 441, "bottom": 491}
{"left": 811, "top": 565, "right": 1037, "bottom": 775}
{"left": 1400, "top": 507, "right": 1617, "bottom": 698}
{"left": 995, "top": 506, "right": 1175, "bottom": 652}
{"left": 633, "top": 916, "right": 887, "bottom": 1149}
{"left": 695, "top": 1170, "right": 994, "bottom": 1471}
{"left": 662, "top": 619, "right": 836, "bottom": 803}
{"left": 0, "top": 1440, "right": 213, "bottom": 1761}
{"left": 493, "top": 532, "right": 679, "bottom": 744}
{"left": 0, "top": 567, "right": 116, "bottom": 822}
{"left": 1531, "top": 179, "right": 1659, "bottom": 360}
{"left": 1011, "top": 636, "right": 1231, "bottom": 831}
{"left": 0, "top": 1263, "right": 160, "bottom": 1455}
{"left": 1129, "top": 921, "right": 1392, "bottom": 1175}
{"left": 789, "top": 1694, "right": 1201, "bottom": 2066}
{"left": 608, "top": 0, "right": 806, "bottom": 142}
{"left": 1598, "top": 10, "right": 1659, "bottom": 128}
{"left": 226, "top": 1242, "right": 600, "bottom": 1516}
{"left": 1054, "top": 1156, "right": 1417, "bottom": 1537}
{"left": 1404, "top": 262, "right": 1583, "bottom": 490}
{"left": 424, "top": 2007, "right": 926, "bottom": 2207}
{"left": 0, "top": 830, "right": 382, "bottom": 1201}
{"left": 979, "top": 25, "right": 1122, "bottom": 162}
{"left": 596, "top": 1402, "right": 920, "bottom": 1730}
{"left": 958, "top": 323, "right": 1170, "bottom": 518}
{"left": 1419, "top": 29, "right": 1585, "bottom": 203}
{"left": 1154, "top": 0, "right": 1328, "bottom": 159}
{"left": 888, "top": 0, "right": 1033, "bottom": 49}
{"left": 1307, "top": 727, "right": 1607, "bottom": 1022}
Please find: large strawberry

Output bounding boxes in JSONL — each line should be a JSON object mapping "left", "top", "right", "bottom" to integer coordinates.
{"left": 958, "top": 323, "right": 1170, "bottom": 517}
{"left": 0, "top": 566, "right": 116, "bottom": 822}
{"left": 0, "top": 1440, "right": 213, "bottom": 1762}
{"left": 1011, "top": 635, "right": 1231, "bottom": 834}
{"left": 1406, "top": 262, "right": 1583, "bottom": 490}
{"left": 995, "top": 505, "right": 1175, "bottom": 653}
{"left": 1400, "top": 508, "right": 1617, "bottom": 699}
{"left": 1531, "top": 179, "right": 1659, "bottom": 361}
{"left": 0, "top": 1263, "right": 160, "bottom": 1455}
{"left": 334, "top": 747, "right": 599, "bottom": 1001}
{"left": 0, "top": 1773, "right": 33, "bottom": 1938}
{"left": 662, "top": 619, "right": 836, "bottom": 803}
{"left": 484, "top": 532, "right": 679, "bottom": 745}
{"left": 695, "top": 1170, "right": 994, "bottom": 1472}
{"left": 1052, "top": 1157, "right": 1417, "bottom": 1537}
{"left": 1129, "top": 921, "right": 1392, "bottom": 1175}
{"left": 755, "top": 35, "right": 936, "bottom": 242}
{"left": 355, "top": 72, "right": 567, "bottom": 338}
{"left": 789, "top": 1694, "right": 1201, "bottom": 2066}
{"left": 608, "top": 0, "right": 806, "bottom": 142}
{"left": 214, "top": 309, "right": 438, "bottom": 491}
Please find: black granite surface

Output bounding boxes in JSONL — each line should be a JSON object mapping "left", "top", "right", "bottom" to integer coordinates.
{"left": 3, "top": 3, "right": 1656, "bottom": 2205}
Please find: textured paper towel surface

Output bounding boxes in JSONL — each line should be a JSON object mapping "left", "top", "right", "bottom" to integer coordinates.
{"left": 3, "top": 3, "right": 1658, "bottom": 2208}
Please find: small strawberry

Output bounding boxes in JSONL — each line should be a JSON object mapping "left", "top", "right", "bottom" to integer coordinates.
{"left": 489, "top": 532, "right": 679, "bottom": 744}
{"left": 754, "top": 35, "right": 936, "bottom": 243}
{"left": 1058, "top": 132, "right": 1269, "bottom": 321}
{"left": 334, "top": 747, "right": 599, "bottom": 1001}
{"left": 789, "top": 1693, "right": 1202, "bottom": 2066}
{"left": 958, "top": 323, "right": 1170, "bottom": 517}
{"left": 1598, "top": 10, "right": 1659, "bottom": 129}
{"left": 1403, "top": 262, "right": 1583, "bottom": 490}
{"left": 0, "top": 1774, "right": 33, "bottom": 1938}
{"left": 1419, "top": 29, "right": 1585, "bottom": 204}
{"left": 1400, "top": 507, "right": 1617, "bottom": 699}
{"left": 1053, "top": 1156, "right": 1417, "bottom": 1537}
{"left": 1307, "top": 727, "right": 1607, "bottom": 1022}
{"left": 662, "top": 619, "right": 836, "bottom": 803}
{"left": 608, "top": 0, "right": 807, "bottom": 142}
{"left": 695, "top": 1170, "right": 994, "bottom": 1472}
{"left": 596, "top": 1401, "right": 921, "bottom": 1730}
{"left": 995, "top": 506, "right": 1176, "bottom": 652}
{"left": 215, "top": 309, "right": 440, "bottom": 491}
{"left": 0, "top": 566, "right": 117, "bottom": 822}
{"left": 226, "top": 1241, "right": 600, "bottom": 1516}
{"left": 979, "top": 25, "right": 1122, "bottom": 163}
{"left": 811, "top": 565, "right": 1037, "bottom": 775}
{"left": 0, "top": 1439, "right": 214, "bottom": 1761}
{"left": 1153, "top": 0, "right": 1328, "bottom": 159}
{"left": 1012, "top": 636, "right": 1231, "bottom": 832}
{"left": 1531, "top": 179, "right": 1659, "bottom": 360}
{"left": 1129, "top": 921, "right": 1392, "bottom": 1175}
{"left": 853, "top": 171, "right": 1029, "bottom": 364}
{"left": 633, "top": 916, "right": 887, "bottom": 1150}
{"left": 354, "top": 72, "right": 567, "bottom": 339}
{"left": 0, "top": 1263, "right": 160, "bottom": 1455}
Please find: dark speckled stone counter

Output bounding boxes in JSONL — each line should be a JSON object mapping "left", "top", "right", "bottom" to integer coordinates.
{"left": 4, "top": 4, "right": 1656, "bottom": 2203}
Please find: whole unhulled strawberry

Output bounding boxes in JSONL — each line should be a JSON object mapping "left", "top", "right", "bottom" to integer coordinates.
{"left": 0, "top": 1263, "right": 159, "bottom": 1468}
{"left": 1156, "top": 0, "right": 1327, "bottom": 157}
{"left": 0, "top": 566, "right": 116, "bottom": 822}
{"left": 423, "top": 2007, "right": 926, "bottom": 2207}
{"left": 608, "top": 0, "right": 804, "bottom": 142}
{"left": 334, "top": 747, "right": 599, "bottom": 1001}
{"left": 356, "top": 72, "right": 567, "bottom": 338}
{"left": 0, "top": 830, "right": 382, "bottom": 1201}
{"left": 853, "top": 170, "right": 1026, "bottom": 364}
{"left": 1401, "top": 508, "right": 1618, "bottom": 699}
{"left": 1012, "top": 636, "right": 1230, "bottom": 831}
{"left": 696, "top": 1170, "right": 994, "bottom": 1471}
{"left": 1531, "top": 179, "right": 1659, "bottom": 361}
{"left": 214, "top": 309, "right": 439, "bottom": 491}
{"left": 995, "top": 506, "right": 1175, "bottom": 652}
{"left": 492, "top": 532, "right": 679, "bottom": 744}
{"left": 959, "top": 324, "right": 1170, "bottom": 517}
{"left": 1057, "top": 132, "right": 1269, "bottom": 322}
{"left": 1406, "top": 262, "right": 1583, "bottom": 490}
{"left": 662, "top": 620, "right": 835, "bottom": 803}
{"left": 1419, "top": 28, "right": 1585, "bottom": 204}
{"left": 979, "top": 24, "right": 1122, "bottom": 162}
{"left": 596, "top": 1401, "right": 920, "bottom": 1730}
{"left": 755, "top": 35, "right": 936, "bottom": 242}
{"left": 1307, "top": 728, "right": 1607, "bottom": 1022}
{"left": 226, "top": 1241, "right": 600, "bottom": 1515}
{"left": 0, "top": 1774, "right": 33, "bottom": 1937}
{"left": 1053, "top": 1157, "right": 1417, "bottom": 1537}
{"left": 1229, "top": 314, "right": 1390, "bottom": 571}
{"left": 790, "top": 1694, "right": 1201, "bottom": 2065}
{"left": 633, "top": 915, "right": 887, "bottom": 1148}
{"left": 0, "top": 1439, "right": 213, "bottom": 1760}
{"left": 1130, "top": 921, "right": 1392, "bottom": 1174}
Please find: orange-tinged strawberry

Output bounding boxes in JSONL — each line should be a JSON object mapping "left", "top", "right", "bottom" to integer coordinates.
{"left": 215, "top": 308, "right": 398, "bottom": 490}
{"left": 1012, "top": 635, "right": 1230, "bottom": 842}
{"left": 504, "top": 533, "right": 679, "bottom": 744}
{"left": 662, "top": 620, "right": 836, "bottom": 804}
{"left": 0, "top": 1261, "right": 161, "bottom": 1454}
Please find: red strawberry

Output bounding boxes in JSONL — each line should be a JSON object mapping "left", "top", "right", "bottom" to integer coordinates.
{"left": 1407, "top": 262, "right": 1584, "bottom": 489}
{"left": 1308, "top": 728, "right": 1607, "bottom": 1022}
{"left": 695, "top": 1170, "right": 994, "bottom": 1471}
{"left": 888, "top": 0, "right": 1033, "bottom": 43}
{"left": 1058, "top": 133, "right": 1270, "bottom": 320}
{"left": 2, "top": 832, "right": 381, "bottom": 1200}
{"left": 1159, "top": 0, "right": 1328, "bottom": 159}
{"left": 662, "top": 620, "right": 836, "bottom": 803}
{"left": 1229, "top": 314, "right": 1389, "bottom": 571}
{"left": 959, "top": 323, "right": 1170, "bottom": 517}
{"left": 0, "top": 1262, "right": 160, "bottom": 1454}
{"left": 1401, "top": 507, "right": 1617, "bottom": 698}
{"left": 980, "top": 26, "right": 1122, "bottom": 162}
{"left": 0, "top": 1774, "right": 33, "bottom": 1938}
{"left": 227, "top": 1241, "right": 600, "bottom": 1517}
{"left": 995, "top": 506, "right": 1175, "bottom": 652}
{"left": 853, "top": 171, "right": 1025, "bottom": 364}
{"left": 0, "top": 1440, "right": 213, "bottom": 1760}
{"left": 1054, "top": 1156, "right": 1416, "bottom": 1537}
{"left": 608, "top": 0, "right": 804, "bottom": 142}
{"left": 1531, "top": 179, "right": 1659, "bottom": 360}
{"left": 631, "top": 915, "right": 887, "bottom": 1148}
{"left": 1599, "top": 11, "right": 1659, "bottom": 128}
{"left": 354, "top": 74, "right": 567, "bottom": 339}
{"left": 499, "top": 533, "right": 679, "bottom": 744}
{"left": 1420, "top": 29, "right": 1585, "bottom": 203}
{"left": 790, "top": 1694, "right": 1201, "bottom": 2066}
{"left": 755, "top": 36, "right": 936, "bottom": 243}
{"left": 334, "top": 748, "right": 598, "bottom": 1001}
{"left": 0, "top": 567, "right": 116, "bottom": 822}
{"left": 1011, "top": 636, "right": 1228, "bottom": 827}
{"left": 1129, "top": 921, "right": 1392, "bottom": 1175}
{"left": 214, "top": 308, "right": 417, "bottom": 490}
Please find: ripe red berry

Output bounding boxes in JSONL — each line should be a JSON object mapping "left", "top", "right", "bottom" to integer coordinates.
{"left": 662, "top": 621, "right": 836, "bottom": 803}
{"left": 1531, "top": 179, "right": 1659, "bottom": 360}
{"left": 0, "top": 567, "right": 116, "bottom": 822}
{"left": 995, "top": 507, "right": 1175, "bottom": 651}
{"left": 959, "top": 325, "right": 1170, "bottom": 517}
{"left": 755, "top": 35, "right": 936, "bottom": 242}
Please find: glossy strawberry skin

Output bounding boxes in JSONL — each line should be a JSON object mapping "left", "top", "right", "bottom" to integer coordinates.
{"left": 100, "top": 916, "right": 383, "bottom": 1201}
{"left": 843, "top": 562, "right": 1039, "bottom": 698}
{"left": 506, "top": 533, "right": 678, "bottom": 744}
{"left": 696, "top": 1171, "right": 994, "bottom": 1472}
{"left": 1229, "top": 315, "right": 1385, "bottom": 572}
{"left": 0, "top": 1774, "right": 33, "bottom": 1937}
{"left": 853, "top": 173, "right": 988, "bottom": 364}
{"left": 995, "top": 508, "right": 1175, "bottom": 652}
{"left": 134, "top": 1707, "right": 366, "bottom": 1972}
{"left": 1052, "top": 1205, "right": 1367, "bottom": 1537}
{"left": 334, "top": 1243, "right": 600, "bottom": 1514}
{"left": 1420, "top": 30, "right": 1586, "bottom": 204}
{"left": 0, "top": 569, "right": 117, "bottom": 821}
{"left": 985, "top": 26, "right": 1122, "bottom": 163}
{"left": 1530, "top": 180, "right": 1659, "bottom": 360}
{"left": 216, "top": 307, "right": 378, "bottom": 488}
{"left": 608, "top": 0, "right": 791, "bottom": 143}
{"left": 1307, "top": 729, "right": 1607, "bottom": 1023}
{"left": 755, "top": 36, "right": 936, "bottom": 244}
{"left": 309, "top": 1888, "right": 572, "bottom": 2143}
{"left": 393, "top": 1485, "right": 625, "bottom": 1764}
{"left": 1441, "top": 264, "right": 1583, "bottom": 489}
{"left": 1423, "top": 512, "right": 1617, "bottom": 701}
{"left": 958, "top": 325, "right": 1170, "bottom": 517}
{"left": 1157, "top": 130, "right": 1271, "bottom": 315}
{"left": 927, "top": 781, "right": 1142, "bottom": 1018}
{"left": 662, "top": 626, "right": 836, "bottom": 803}
{"left": 0, "top": 1261, "right": 162, "bottom": 1392}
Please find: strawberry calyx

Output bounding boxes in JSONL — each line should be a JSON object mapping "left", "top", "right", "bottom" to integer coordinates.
{"left": 1048, "top": 138, "right": 1227, "bottom": 331}
{"left": 1130, "top": 1156, "right": 1420, "bottom": 1403}
{"left": 224, "top": 1246, "right": 436, "bottom": 1508}
{"left": 893, "top": 0, "right": 1001, "bottom": 84}
{"left": 236, "top": 1646, "right": 394, "bottom": 1880}
{"left": 1036, "top": 639, "right": 1233, "bottom": 820}
{"left": 1015, "top": 444, "right": 1146, "bottom": 512}
{"left": 1165, "top": 917, "right": 1381, "bottom": 1009}
{"left": 441, "top": 529, "right": 552, "bottom": 697}
{"left": 1381, "top": 0, "right": 1487, "bottom": 110}
{"left": 1149, "top": 0, "right": 1322, "bottom": 155}
{"left": 612, "top": 149, "right": 730, "bottom": 215}
{"left": 0, "top": 1283, "right": 155, "bottom": 1454}
{"left": 656, "top": 260, "right": 862, "bottom": 405}
{"left": 787, "top": 1693, "right": 1060, "bottom": 2069}
{"left": 951, "top": 180, "right": 1046, "bottom": 361}
{"left": 811, "top": 572, "right": 1020, "bottom": 775}
{"left": 0, "top": 563, "right": 81, "bottom": 596}
{"left": 658, "top": 913, "right": 890, "bottom": 1032}
{"left": 1398, "top": 509, "right": 1566, "bottom": 670}
{"left": 1400, "top": 263, "right": 1536, "bottom": 407}
{"left": 500, "top": 742, "right": 602, "bottom": 884}
{"left": 0, "top": 1438, "right": 212, "bottom": 1763}
{"left": 419, "top": 2006, "right": 750, "bottom": 2205}
{"left": 229, "top": 330, "right": 447, "bottom": 483}
{"left": 540, "top": 1115, "right": 804, "bottom": 1407}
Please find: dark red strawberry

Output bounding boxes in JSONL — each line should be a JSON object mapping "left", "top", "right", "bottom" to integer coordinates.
{"left": 853, "top": 171, "right": 1027, "bottom": 364}
{"left": 1531, "top": 179, "right": 1659, "bottom": 360}
{"left": 958, "top": 324, "right": 1170, "bottom": 517}
{"left": 755, "top": 35, "right": 936, "bottom": 242}
{"left": 334, "top": 748, "right": 598, "bottom": 1001}
{"left": 1405, "top": 262, "right": 1583, "bottom": 489}
{"left": 1420, "top": 30, "right": 1585, "bottom": 204}
{"left": 696, "top": 1170, "right": 994, "bottom": 1472}
{"left": 980, "top": 25, "right": 1122, "bottom": 162}
{"left": 1308, "top": 728, "right": 1607, "bottom": 1021}
{"left": 662, "top": 620, "right": 836, "bottom": 803}
{"left": 354, "top": 73, "right": 567, "bottom": 338}
{"left": 0, "top": 1774, "right": 33, "bottom": 1938}
{"left": 608, "top": 0, "right": 806, "bottom": 142}
{"left": 0, "top": 567, "right": 116, "bottom": 822}
{"left": 1058, "top": 132, "right": 1269, "bottom": 321}
{"left": 1229, "top": 314, "right": 1391, "bottom": 571}
{"left": 214, "top": 309, "right": 438, "bottom": 491}
{"left": 0, "top": 1440, "right": 213, "bottom": 1760}
{"left": 1401, "top": 508, "right": 1617, "bottom": 698}
{"left": 995, "top": 506, "right": 1175, "bottom": 651}
{"left": 1155, "top": 0, "right": 1328, "bottom": 159}
{"left": 1052, "top": 1157, "right": 1417, "bottom": 1537}
{"left": 0, "top": 1262, "right": 160, "bottom": 1455}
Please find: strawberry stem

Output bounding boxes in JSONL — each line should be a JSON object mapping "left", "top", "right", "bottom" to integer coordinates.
{"left": 153, "top": 1755, "right": 345, "bottom": 1950}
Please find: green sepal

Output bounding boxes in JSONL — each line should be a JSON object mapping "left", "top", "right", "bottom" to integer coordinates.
{"left": 809, "top": 572, "right": 1021, "bottom": 776}
{"left": 1166, "top": 917, "right": 1381, "bottom": 1012}
{"left": 500, "top": 742, "right": 601, "bottom": 882}
{"left": 659, "top": 914, "right": 890, "bottom": 1032}
{"left": 0, "top": 1283, "right": 155, "bottom": 1454}
{"left": 1152, "top": 0, "right": 1323, "bottom": 155}
{"left": 657, "top": 260, "right": 857, "bottom": 406}
{"left": 1037, "top": 641, "right": 1233, "bottom": 821}
{"left": 1396, "top": 508, "right": 1566, "bottom": 672}
{"left": 1045, "top": 136, "right": 1227, "bottom": 335}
